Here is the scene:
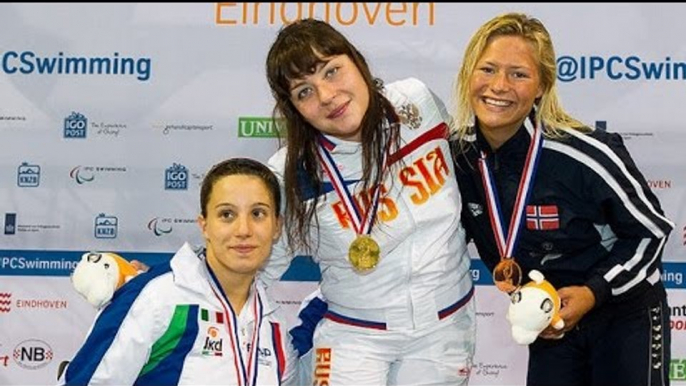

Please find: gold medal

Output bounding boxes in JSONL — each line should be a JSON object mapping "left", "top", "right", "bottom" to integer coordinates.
{"left": 493, "top": 259, "right": 522, "bottom": 293}
{"left": 348, "top": 235, "right": 380, "bottom": 273}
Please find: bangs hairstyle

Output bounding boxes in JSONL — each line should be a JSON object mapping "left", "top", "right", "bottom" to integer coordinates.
{"left": 265, "top": 18, "right": 400, "bottom": 254}
{"left": 266, "top": 18, "right": 373, "bottom": 102}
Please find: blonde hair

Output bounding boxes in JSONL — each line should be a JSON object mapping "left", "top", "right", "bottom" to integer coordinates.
{"left": 452, "top": 12, "right": 587, "bottom": 140}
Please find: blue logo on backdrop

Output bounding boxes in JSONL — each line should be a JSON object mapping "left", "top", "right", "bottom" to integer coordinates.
{"left": 94, "top": 213, "right": 117, "bottom": 239}
{"left": 557, "top": 55, "right": 686, "bottom": 82}
{"left": 1, "top": 51, "right": 152, "bottom": 82}
{"left": 64, "top": 112, "right": 87, "bottom": 138}
{"left": 4, "top": 213, "right": 16, "bottom": 235}
{"left": 17, "top": 163, "right": 40, "bottom": 187}
{"left": 595, "top": 121, "right": 607, "bottom": 131}
{"left": 165, "top": 164, "right": 188, "bottom": 190}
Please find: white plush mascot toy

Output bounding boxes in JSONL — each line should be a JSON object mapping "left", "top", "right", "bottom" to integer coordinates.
{"left": 71, "top": 252, "right": 139, "bottom": 309}
{"left": 506, "top": 269, "right": 565, "bottom": 345}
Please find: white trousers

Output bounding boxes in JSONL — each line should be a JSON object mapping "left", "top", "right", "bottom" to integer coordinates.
{"left": 306, "top": 297, "right": 476, "bottom": 386}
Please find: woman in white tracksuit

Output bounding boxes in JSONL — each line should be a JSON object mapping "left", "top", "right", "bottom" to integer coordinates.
{"left": 263, "top": 18, "right": 475, "bottom": 385}
{"left": 60, "top": 158, "right": 298, "bottom": 386}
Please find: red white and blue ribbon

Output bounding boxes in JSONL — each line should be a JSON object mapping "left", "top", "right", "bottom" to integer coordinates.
{"left": 316, "top": 135, "right": 389, "bottom": 236}
{"left": 206, "top": 263, "right": 263, "bottom": 386}
{"left": 477, "top": 119, "right": 543, "bottom": 259}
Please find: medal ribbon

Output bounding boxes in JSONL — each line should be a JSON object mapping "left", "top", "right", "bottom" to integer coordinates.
{"left": 205, "top": 260, "right": 263, "bottom": 386}
{"left": 477, "top": 118, "right": 543, "bottom": 259}
{"left": 316, "top": 135, "right": 390, "bottom": 236}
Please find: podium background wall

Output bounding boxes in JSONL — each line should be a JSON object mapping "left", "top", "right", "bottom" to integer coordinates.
{"left": 1, "top": 3, "right": 686, "bottom": 385}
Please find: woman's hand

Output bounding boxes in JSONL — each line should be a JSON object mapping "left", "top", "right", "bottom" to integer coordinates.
{"left": 539, "top": 285, "right": 595, "bottom": 339}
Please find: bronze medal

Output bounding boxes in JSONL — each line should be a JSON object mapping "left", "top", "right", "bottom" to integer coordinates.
{"left": 493, "top": 259, "right": 522, "bottom": 293}
{"left": 348, "top": 235, "right": 380, "bottom": 273}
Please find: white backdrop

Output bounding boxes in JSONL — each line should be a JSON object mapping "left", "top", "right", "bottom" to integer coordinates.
{"left": 1, "top": 3, "right": 685, "bottom": 385}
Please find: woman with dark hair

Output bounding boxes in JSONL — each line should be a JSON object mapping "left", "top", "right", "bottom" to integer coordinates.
{"left": 263, "top": 18, "right": 475, "bottom": 385}
{"left": 60, "top": 158, "right": 298, "bottom": 386}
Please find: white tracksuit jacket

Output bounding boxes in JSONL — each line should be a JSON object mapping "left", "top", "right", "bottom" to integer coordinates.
{"left": 264, "top": 78, "right": 474, "bottom": 331}
{"left": 60, "top": 242, "right": 297, "bottom": 386}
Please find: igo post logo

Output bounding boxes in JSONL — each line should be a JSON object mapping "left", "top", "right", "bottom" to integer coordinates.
{"left": 94, "top": 213, "right": 117, "bottom": 239}
{"left": 165, "top": 163, "right": 188, "bottom": 190}
{"left": 64, "top": 112, "right": 87, "bottom": 138}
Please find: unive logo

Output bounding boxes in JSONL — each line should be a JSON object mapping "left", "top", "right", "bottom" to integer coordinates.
{"left": 13, "top": 339, "right": 53, "bottom": 370}
{"left": 69, "top": 166, "right": 95, "bottom": 184}
{"left": 94, "top": 213, "right": 117, "bottom": 239}
{"left": 64, "top": 112, "right": 87, "bottom": 138}
{"left": 0, "top": 292, "right": 11, "bottom": 313}
{"left": 147, "top": 217, "right": 173, "bottom": 236}
{"left": 672, "top": 358, "right": 686, "bottom": 381}
{"left": 4, "top": 213, "right": 16, "bottom": 235}
{"left": 238, "top": 117, "right": 283, "bottom": 138}
{"left": 165, "top": 163, "right": 188, "bottom": 190}
{"left": 17, "top": 162, "right": 40, "bottom": 187}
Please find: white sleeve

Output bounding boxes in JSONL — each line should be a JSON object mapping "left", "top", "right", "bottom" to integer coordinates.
{"left": 59, "top": 284, "right": 166, "bottom": 385}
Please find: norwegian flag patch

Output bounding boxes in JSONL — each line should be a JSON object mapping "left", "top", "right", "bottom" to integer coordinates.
{"left": 526, "top": 205, "right": 560, "bottom": 230}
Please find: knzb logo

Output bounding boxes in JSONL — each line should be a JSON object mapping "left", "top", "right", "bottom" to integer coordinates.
{"left": 4, "top": 213, "right": 16, "bottom": 235}
{"left": 165, "top": 164, "right": 188, "bottom": 190}
{"left": 94, "top": 213, "right": 117, "bottom": 239}
{"left": 13, "top": 339, "right": 53, "bottom": 370}
{"left": 64, "top": 112, "right": 87, "bottom": 138}
{"left": 17, "top": 162, "right": 40, "bottom": 187}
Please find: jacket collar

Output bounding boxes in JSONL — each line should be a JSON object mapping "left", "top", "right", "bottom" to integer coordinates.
{"left": 318, "top": 133, "right": 362, "bottom": 155}
{"left": 474, "top": 110, "right": 537, "bottom": 157}
{"left": 170, "top": 242, "right": 275, "bottom": 315}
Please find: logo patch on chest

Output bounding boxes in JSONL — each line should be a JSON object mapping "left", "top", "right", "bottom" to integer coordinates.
{"left": 526, "top": 205, "right": 560, "bottom": 230}
{"left": 468, "top": 202, "right": 483, "bottom": 217}
{"left": 199, "top": 308, "right": 225, "bottom": 356}
{"left": 202, "top": 326, "right": 223, "bottom": 356}
{"left": 398, "top": 102, "right": 422, "bottom": 129}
